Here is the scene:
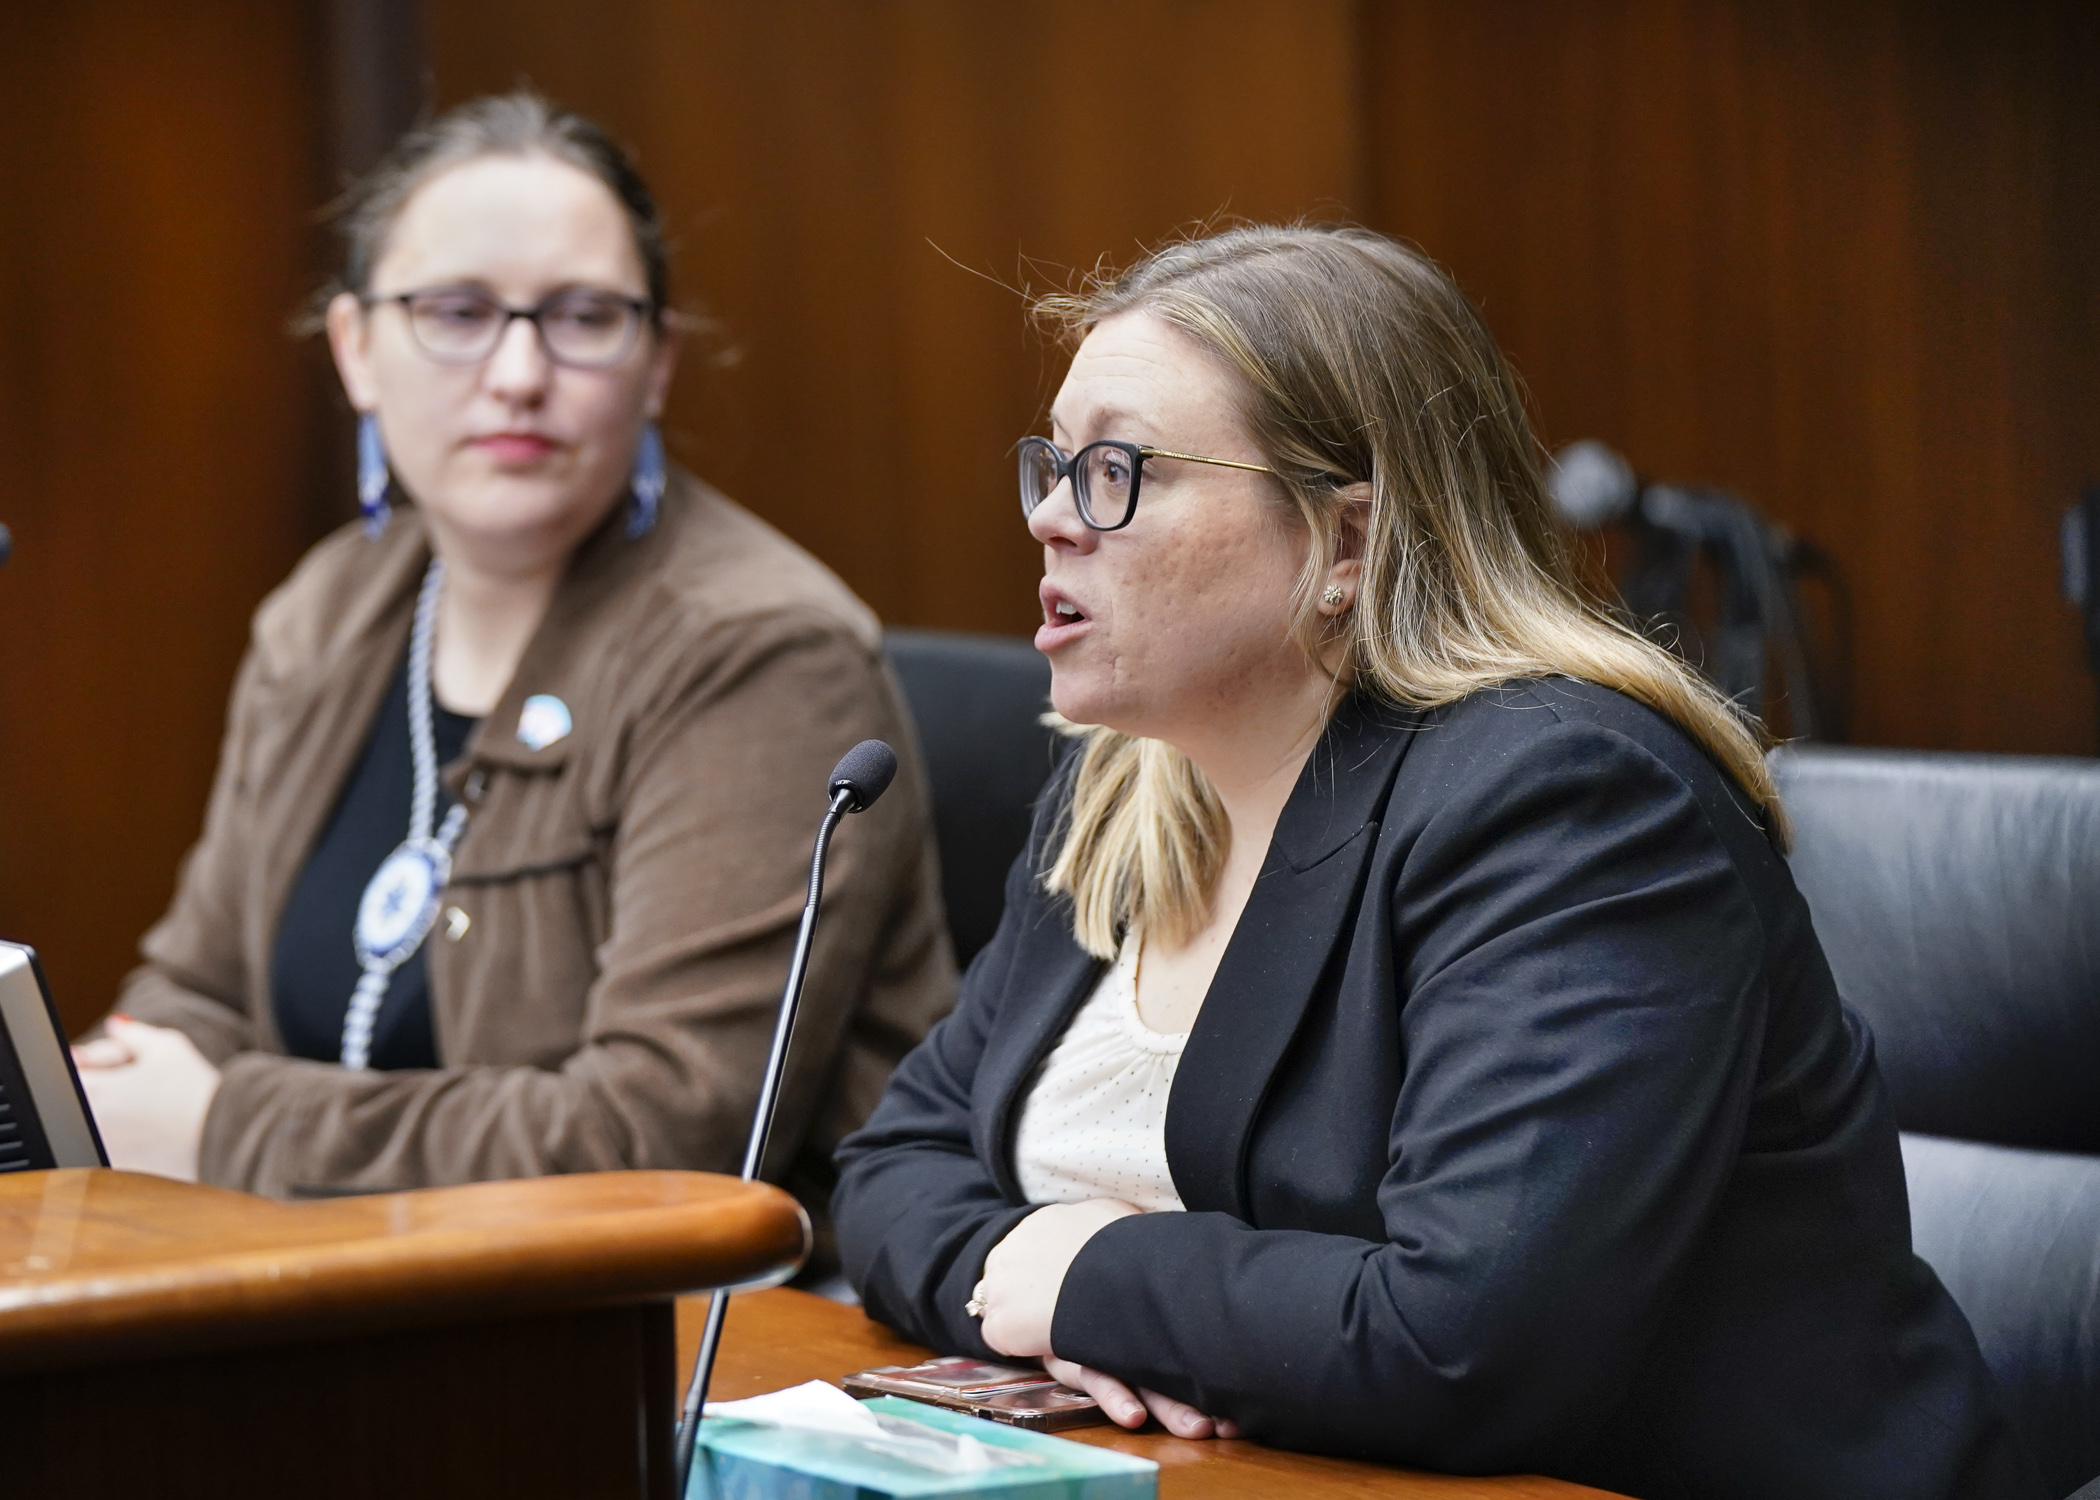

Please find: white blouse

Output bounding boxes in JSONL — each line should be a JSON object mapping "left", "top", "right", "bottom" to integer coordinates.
{"left": 1012, "top": 931, "right": 1188, "bottom": 1213}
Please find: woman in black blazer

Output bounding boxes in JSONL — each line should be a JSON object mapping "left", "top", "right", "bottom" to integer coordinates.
{"left": 833, "top": 226, "right": 2039, "bottom": 1498}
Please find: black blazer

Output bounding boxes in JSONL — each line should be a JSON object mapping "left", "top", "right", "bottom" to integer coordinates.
{"left": 834, "top": 681, "right": 2042, "bottom": 1499}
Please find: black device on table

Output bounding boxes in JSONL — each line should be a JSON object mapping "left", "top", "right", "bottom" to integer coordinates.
{"left": 0, "top": 941, "right": 109, "bottom": 1172}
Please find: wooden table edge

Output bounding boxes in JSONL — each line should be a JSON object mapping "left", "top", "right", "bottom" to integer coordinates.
{"left": 0, "top": 1169, "right": 808, "bottom": 1373}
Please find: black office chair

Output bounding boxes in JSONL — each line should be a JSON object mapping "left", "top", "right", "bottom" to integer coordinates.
{"left": 882, "top": 628, "right": 1062, "bottom": 971}
{"left": 1773, "top": 746, "right": 2100, "bottom": 1499}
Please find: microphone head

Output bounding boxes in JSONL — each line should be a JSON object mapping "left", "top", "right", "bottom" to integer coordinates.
{"left": 1548, "top": 440, "right": 1639, "bottom": 529}
{"left": 828, "top": 739, "right": 898, "bottom": 813}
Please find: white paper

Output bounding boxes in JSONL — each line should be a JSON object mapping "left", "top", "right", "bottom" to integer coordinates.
{"left": 703, "top": 1380, "right": 1038, "bottom": 1474}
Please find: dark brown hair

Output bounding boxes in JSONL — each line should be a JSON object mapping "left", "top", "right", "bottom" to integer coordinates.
{"left": 320, "top": 90, "right": 671, "bottom": 312}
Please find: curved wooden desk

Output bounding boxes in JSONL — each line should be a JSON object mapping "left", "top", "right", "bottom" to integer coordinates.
{"left": 0, "top": 1169, "right": 806, "bottom": 1500}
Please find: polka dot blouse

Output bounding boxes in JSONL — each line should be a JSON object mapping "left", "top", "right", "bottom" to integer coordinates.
{"left": 1012, "top": 929, "right": 1187, "bottom": 1213}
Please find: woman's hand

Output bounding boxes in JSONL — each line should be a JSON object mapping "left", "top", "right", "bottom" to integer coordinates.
{"left": 975, "top": 1199, "right": 1138, "bottom": 1357}
{"left": 72, "top": 1017, "right": 220, "bottom": 1181}
{"left": 1044, "top": 1356, "right": 1241, "bottom": 1440}
{"left": 972, "top": 1200, "right": 1241, "bottom": 1440}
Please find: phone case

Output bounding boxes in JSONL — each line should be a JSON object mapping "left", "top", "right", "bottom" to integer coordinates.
{"left": 842, "top": 1359, "right": 1107, "bottom": 1431}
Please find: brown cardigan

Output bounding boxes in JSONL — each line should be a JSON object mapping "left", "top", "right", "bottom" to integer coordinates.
{"left": 117, "top": 473, "right": 956, "bottom": 1202}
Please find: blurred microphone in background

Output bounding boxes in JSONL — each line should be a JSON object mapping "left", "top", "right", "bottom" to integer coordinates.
{"left": 1548, "top": 440, "right": 1851, "bottom": 741}
{"left": 2060, "top": 487, "right": 2100, "bottom": 743}
{"left": 0, "top": 522, "right": 13, "bottom": 568}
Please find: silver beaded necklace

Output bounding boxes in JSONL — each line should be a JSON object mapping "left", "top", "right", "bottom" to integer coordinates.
{"left": 340, "top": 558, "right": 469, "bottom": 1070}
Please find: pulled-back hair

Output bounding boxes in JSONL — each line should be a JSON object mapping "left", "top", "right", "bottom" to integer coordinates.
{"left": 317, "top": 90, "right": 671, "bottom": 314}
{"left": 1035, "top": 224, "right": 1784, "bottom": 959}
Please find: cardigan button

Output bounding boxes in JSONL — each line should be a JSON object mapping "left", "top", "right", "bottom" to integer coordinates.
{"left": 463, "top": 770, "right": 488, "bottom": 803}
{"left": 443, "top": 906, "right": 471, "bottom": 941}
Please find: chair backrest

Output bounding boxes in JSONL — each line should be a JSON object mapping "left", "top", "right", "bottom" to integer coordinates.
{"left": 1775, "top": 744, "right": 2100, "bottom": 1495}
{"left": 1902, "top": 1133, "right": 2100, "bottom": 1498}
{"left": 1771, "top": 745, "right": 2100, "bottom": 1154}
{"left": 882, "top": 629, "right": 1061, "bottom": 970}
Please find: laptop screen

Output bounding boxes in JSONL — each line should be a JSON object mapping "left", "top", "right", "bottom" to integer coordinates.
{"left": 0, "top": 942, "right": 109, "bottom": 1171}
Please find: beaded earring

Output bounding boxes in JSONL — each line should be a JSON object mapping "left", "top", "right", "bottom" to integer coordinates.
{"left": 357, "top": 412, "right": 391, "bottom": 538}
{"left": 628, "top": 421, "right": 666, "bottom": 539}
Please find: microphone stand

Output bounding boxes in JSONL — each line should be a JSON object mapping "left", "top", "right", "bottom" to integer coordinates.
{"left": 672, "top": 738, "right": 893, "bottom": 1497}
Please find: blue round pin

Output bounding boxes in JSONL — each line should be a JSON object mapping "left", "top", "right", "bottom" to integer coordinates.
{"left": 516, "top": 693, "right": 573, "bottom": 751}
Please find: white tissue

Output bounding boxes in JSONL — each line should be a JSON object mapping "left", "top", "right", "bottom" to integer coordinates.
{"left": 703, "top": 1380, "right": 1037, "bottom": 1475}
{"left": 705, "top": 1381, "right": 889, "bottom": 1439}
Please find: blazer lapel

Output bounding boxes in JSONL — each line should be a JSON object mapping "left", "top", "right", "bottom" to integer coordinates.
{"left": 1166, "top": 695, "right": 1424, "bottom": 1218}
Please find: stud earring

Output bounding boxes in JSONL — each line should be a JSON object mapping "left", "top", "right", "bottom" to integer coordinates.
{"left": 357, "top": 413, "right": 391, "bottom": 537}
{"left": 627, "top": 421, "right": 666, "bottom": 538}
{"left": 1321, "top": 583, "right": 1347, "bottom": 609}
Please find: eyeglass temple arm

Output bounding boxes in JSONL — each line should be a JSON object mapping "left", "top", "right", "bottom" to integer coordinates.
{"left": 1139, "top": 447, "right": 1276, "bottom": 476}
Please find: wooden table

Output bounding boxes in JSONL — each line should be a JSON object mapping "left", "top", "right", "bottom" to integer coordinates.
{"left": 683, "top": 1287, "right": 1623, "bottom": 1499}
{"left": 0, "top": 1168, "right": 806, "bottom": 1500}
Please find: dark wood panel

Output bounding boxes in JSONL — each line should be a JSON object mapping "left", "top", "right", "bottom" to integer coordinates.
{"left": 1362, "top": 0, "right": 2100, "bottom": 752}
{"left": 435, "top": 0, "right": 2098, "bottom": 753}
{"left": 5, "top": 1302, "right": 673, "bottom": 1500}
{"left": 0, "top": 1, "right": 333, "bottom": 1032}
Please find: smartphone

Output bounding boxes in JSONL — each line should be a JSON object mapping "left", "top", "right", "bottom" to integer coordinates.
{"left": 841, "top": 1357, "right": 1106, "bottom": 1432}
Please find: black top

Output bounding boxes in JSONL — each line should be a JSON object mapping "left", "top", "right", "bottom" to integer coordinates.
{"left": 272, "top": 652, "right": 477, "bottom": 1072}
{"left": 834, "top": 681, "right": 2043, "bottom": 1499}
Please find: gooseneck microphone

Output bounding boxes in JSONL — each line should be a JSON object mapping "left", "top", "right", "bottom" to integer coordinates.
{"left": 672, "top": 738, "right": 899, "bottom": 1493}
{"left": 826, "top": 737, "right": 900, "bottom": 814}
{"left": 1546, "top": 440, "right": 1829, "bottom": 733}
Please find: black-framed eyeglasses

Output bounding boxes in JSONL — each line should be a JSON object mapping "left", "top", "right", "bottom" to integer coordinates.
{"left": 365, "top": 285, "right": 657, "bottom": 369}
{"left": 1016, "top": 435, "right": 1276, "bottom": 531}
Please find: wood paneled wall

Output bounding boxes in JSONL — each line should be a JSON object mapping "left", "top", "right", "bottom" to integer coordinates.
{"left": 0, "top": 2, "right": 332, "bottom": 1030}
{"left": 1, "top": 0, "right": 2093, "bottom": 1028}
{"left": 1364, "top": 0, "right": 2100, "bottom": 752}
{"left": 429, "top": 0, "right": 2099, "bottom": 747}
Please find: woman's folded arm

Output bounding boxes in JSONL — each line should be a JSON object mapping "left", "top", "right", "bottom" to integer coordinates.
{"left": 835, "top": 836, "right": 1057, "bottom": 1356}
{"left": 1048, "top": 720, "right": 1771, "bottom": 1471}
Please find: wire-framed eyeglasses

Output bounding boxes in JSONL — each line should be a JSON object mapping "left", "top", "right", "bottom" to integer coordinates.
{"left": 365, "top": 285, "right": 657, "bottom": 369}
{"left": 1016, "top": 435, "right": 1276, "bottom": 531}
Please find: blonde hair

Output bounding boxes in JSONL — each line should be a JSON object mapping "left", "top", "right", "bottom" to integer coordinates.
{"left": 1035, "top": 224, "right": 1783, "bottom": 959}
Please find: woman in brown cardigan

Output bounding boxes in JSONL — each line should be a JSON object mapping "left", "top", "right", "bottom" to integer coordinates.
{"left": 71, "top": 94, "right": 955, "bottom": 1209}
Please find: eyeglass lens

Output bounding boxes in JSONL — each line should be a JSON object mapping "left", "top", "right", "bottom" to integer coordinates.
{"left": 404, "top": 289, "right": 645, "bottom": 368}
{"left": 1018, "top": 439, "right": 1063, "bottom": 515}
{"left": 1017, "top": 438, "right": 1140, "bottom": 530}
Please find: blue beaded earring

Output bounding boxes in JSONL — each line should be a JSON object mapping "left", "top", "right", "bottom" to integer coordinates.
{"left": 628, "top": 421, "right": 666, "bottom": 539}
{"left": 357, "top": 412, "right": 391, "bottom": 537}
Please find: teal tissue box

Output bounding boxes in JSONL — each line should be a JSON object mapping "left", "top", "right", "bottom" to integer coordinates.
{"left": 688, "top": 1395, "right": 1158, "bottom": 1499}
